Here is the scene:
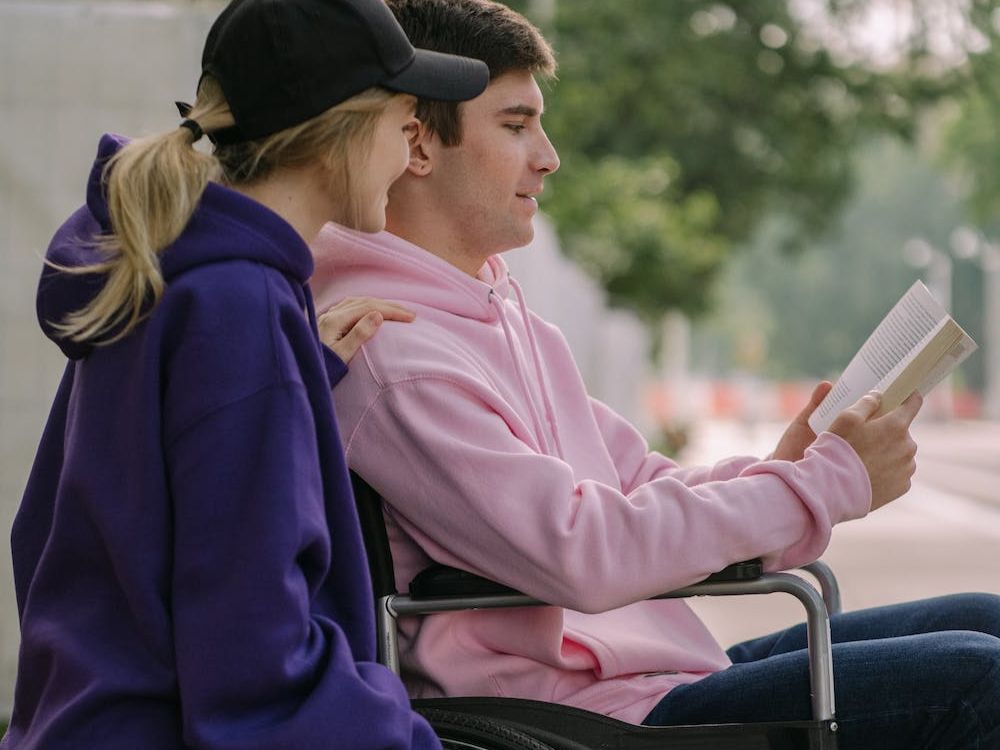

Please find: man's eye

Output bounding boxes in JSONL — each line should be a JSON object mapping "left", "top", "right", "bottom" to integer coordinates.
{"left": 505, "top": 124, "right": 526, "bottom": 133}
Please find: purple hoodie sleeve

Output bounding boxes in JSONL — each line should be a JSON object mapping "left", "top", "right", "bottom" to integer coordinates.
{"left": 165, "top": 381, "right": 436, "bottom": 750}
{"left": 322, "top": 345, "right": 350, "bottom": 388}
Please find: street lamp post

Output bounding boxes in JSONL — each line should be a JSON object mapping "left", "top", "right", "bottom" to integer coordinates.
{"left": 952, "top": 227, "right": 1000, "bottom": 420}
{"left": 903, "top": 237, "right": 952, "bottom": 311}
{"left": 903, "top": 237, "right": 953, "bottom": 419}
{"left": 984, "top": 245, "right": 1000, "bottom": 419}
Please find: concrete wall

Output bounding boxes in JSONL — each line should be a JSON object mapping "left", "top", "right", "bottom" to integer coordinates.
{"left": 0, "top": 0, "right": 653, "bottom": 717}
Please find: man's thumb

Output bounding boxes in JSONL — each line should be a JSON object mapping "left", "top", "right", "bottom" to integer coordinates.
{"left": 850, "top": 390, "right": 883, "bottom": 420}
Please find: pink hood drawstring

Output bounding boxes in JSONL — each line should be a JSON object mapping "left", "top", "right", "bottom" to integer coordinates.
{"left": 507, "top": 278, "right": 565, "bottom": 459}
{"left": 489, "top": 288, "right": 554, "bottom": 456}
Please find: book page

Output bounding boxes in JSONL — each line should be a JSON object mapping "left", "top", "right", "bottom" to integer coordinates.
{"left": 876, "top": 320, "right": 960, "bottom": 415}
{"left": 912, "top": 327, "right": 977, "bottom": 396}
{"left": 808, "top": 281, "right": 946, "bottom": 433}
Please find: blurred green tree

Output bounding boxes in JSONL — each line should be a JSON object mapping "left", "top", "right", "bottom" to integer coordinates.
{"left": 504, "top": 0, "right": 998, "bottom": 324}
{"left": 943, "top": 2, "right": 1000, "bottom": 232}
{"left": 692, "top": 137, "right": 982, "bottom": 384}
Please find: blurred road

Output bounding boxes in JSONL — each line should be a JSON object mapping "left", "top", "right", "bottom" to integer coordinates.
{"left": 678, "top": 417, "right": 1000, "bottom": 647}
{"left": 912, "top": 420, "right": 999, "bottom": 510}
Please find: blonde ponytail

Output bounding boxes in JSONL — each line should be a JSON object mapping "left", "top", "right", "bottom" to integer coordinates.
{"left": 54, "top": 79, "right": 233, "bottom": 345}
{"left": 56, "top": 80, "right": 399, "bottom": 346}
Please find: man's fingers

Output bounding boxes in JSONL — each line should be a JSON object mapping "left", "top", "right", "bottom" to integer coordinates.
{"left": 893, "top": 391, "right": 924, "bottom": 426}
{"left": 807, "top": 380, "right": 833, "bottom": 410}
{"left": 789, "top": 381, "right": 833, "bottom": 428}
{"left": 847, "top": 390, "right": 883, "bottom": 421}
{"left": 867, "top": 390, "right": 923, "bottom": 428}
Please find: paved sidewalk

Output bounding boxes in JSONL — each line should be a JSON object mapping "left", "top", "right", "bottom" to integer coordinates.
{"left": 909, "top": 419, "right": 1000, "bottom": 508}
{"left": 678, "top": 418, "right": 1000, "bottom": 647}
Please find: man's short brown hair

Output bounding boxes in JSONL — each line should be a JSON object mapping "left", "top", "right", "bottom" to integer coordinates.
{"left": 387, "top": 0, "right": 556, "bottom": 146}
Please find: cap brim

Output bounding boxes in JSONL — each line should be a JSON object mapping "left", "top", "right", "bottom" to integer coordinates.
{"left": 383, "top": 48, "right": 489, "bottom": 102}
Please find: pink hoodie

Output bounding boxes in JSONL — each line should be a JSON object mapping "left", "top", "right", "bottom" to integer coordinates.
{"left": 311, "top": 223, "right": 872, "bottom": 725}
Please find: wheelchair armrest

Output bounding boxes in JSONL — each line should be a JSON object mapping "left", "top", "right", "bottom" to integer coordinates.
{"left": 703, "top": 559, "right": 763, "bottom": 582}
{"left": 408, "top": 559, "right": 763, "bottom": 599}
{"left": 385, "top": 564, "right": 835, "bottom": 722}
{"left": 409, "top": 564, "right": 520, "bottom": 598}
{"left": 799, "top": 559, "right": 842, "bottom": 615}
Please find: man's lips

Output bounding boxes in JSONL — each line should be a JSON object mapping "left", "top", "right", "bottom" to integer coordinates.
{"left": 516, "top": 194, "right": 539, "bottom": 211}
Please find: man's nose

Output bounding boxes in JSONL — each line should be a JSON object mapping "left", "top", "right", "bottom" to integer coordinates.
{"left": 534, "top": 131, "right": 560, "bottom": 175}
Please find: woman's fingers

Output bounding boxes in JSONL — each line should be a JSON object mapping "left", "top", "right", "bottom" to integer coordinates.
{"left": 317, "top": 297, "right": 415, "bottom": 363}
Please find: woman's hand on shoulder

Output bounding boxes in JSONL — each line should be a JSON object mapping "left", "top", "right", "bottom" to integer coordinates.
{"left": 317, "top": 296, "right": 415, "bottom": 363}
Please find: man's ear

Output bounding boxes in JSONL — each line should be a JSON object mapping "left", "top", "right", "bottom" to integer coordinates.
{"left": 406, "top": 120, "right": 433, "bottom": 177}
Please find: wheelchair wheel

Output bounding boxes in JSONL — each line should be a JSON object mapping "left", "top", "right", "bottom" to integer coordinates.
{"left": 419, "top": 707, "right": 556, "bottom": 750}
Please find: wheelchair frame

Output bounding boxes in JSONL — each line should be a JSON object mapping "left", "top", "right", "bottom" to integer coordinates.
{"left": 351, "top": 472, "right": 844, "bottom": 749}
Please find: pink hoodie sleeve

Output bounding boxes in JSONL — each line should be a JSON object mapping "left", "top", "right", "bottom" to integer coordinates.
{"left": 588, "top": 397, "right": 760, "bottom": 492}
{"left": 348, "top": 377, "right": 871, "bottom": 615}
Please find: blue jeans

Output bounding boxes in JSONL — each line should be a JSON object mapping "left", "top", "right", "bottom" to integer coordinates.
{"left": 643, "top": 593, "right": 1000, "bottom": 749}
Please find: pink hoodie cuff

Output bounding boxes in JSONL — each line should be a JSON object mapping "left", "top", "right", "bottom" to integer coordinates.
{"left": 808, "top": 430, "right": 873, "bottom": 521}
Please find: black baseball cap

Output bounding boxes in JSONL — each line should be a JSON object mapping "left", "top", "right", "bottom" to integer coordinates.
{"left": 200, "top": 0, "right": 490, "bottom": 143}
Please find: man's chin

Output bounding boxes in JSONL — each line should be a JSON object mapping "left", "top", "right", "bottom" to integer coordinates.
{"left": 497, "top": 224, "right": 535, "bottom": 254}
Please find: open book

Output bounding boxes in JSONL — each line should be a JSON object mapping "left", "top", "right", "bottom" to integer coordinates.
{"left": 808, "top": 281, "right": 978, "bottom": 434}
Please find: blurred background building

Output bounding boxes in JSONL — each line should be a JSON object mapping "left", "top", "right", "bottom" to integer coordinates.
{"left": 2, "top": 0, "right": 999, "bottom": 722}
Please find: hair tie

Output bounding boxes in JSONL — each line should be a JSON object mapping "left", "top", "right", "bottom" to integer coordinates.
{"left": 179, "top": 118, "right": 204, "bottom": 143}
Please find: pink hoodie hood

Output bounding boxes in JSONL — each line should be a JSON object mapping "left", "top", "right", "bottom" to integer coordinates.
{"left": 314, "top": 224, "right": 506, "bottom": 321}
{"left": 310, "top": 223, "right": 872, "bottom": 724}
{"left": 313, "top": 223, "right": 566, "bottom": 458}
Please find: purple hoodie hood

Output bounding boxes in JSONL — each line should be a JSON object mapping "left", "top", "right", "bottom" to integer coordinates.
{"left": 38, "top": 133, "right": 312, "bottom": 359}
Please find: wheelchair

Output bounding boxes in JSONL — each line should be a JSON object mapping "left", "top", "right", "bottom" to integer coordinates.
{"left": 350, "top": 472, "right": 844, "bottom": 750}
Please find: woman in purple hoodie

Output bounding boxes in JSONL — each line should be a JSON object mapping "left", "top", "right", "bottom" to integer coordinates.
{"left": 2, "top": 1, "right": 487, "bottom": 748}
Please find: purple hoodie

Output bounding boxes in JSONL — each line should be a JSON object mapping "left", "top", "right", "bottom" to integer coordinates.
{"left": 2, "top": 135, "right": 439, "bottom": 750}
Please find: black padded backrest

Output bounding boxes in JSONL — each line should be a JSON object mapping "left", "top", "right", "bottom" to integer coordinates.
{"left": 349, "top": 471, "right": 398, "bottom": 598}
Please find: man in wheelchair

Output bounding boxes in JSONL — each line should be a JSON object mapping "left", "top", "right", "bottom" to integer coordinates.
{"left": 311, "top": 1, "right": 1000, "bottom": 746}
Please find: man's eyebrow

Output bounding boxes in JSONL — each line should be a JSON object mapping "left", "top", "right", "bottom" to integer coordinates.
{"left": 496, "top": 104, "right": 542, "bottom": 117}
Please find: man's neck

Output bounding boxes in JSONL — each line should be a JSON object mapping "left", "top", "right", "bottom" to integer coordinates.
{"left": 385, "top": 208, "right": 490, "bottom": 278}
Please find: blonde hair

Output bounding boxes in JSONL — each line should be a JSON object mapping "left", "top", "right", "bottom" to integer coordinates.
{"left": 55, "top": 78, "right": 397, "bottom": 345}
